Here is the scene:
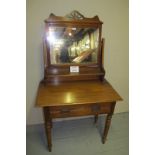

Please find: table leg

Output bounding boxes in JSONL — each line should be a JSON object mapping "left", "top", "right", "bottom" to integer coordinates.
{"left": 102, "top": 114, "right": 112, "bottom": 144}
{"left": 102, "top": 102, "right": 116, "bottom": 143}
{"left": 94, "top": 114, "right": 98, "bottom": 124}
{"left": 43, "top": 108, "right": 52, "bottom": 152}
{"left": 45, "top": 121, "right": 52, "bottom": 152}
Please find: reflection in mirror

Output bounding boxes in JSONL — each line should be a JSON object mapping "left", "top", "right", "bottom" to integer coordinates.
{"left": 46, "top": 26, "right": 99, "bottom": 64}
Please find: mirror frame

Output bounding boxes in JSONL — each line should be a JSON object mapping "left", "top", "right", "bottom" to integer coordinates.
{"left": 43, "top": 11, "right": 105, "bottom": 83}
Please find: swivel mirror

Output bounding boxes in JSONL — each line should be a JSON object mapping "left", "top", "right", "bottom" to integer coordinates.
{"left": 47, "top": 26, "right": 99, "bottom": 64}
{"left": 43, "top": 11, "right": 105, "bottom": 83}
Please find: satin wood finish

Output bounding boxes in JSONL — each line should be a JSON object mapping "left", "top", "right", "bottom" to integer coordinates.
{"left": 37, "top": 80, "right": 121, "bottom": 107}
{"left": 37, "top": 80, "right": 122, "bottom": 151}
{"left": 36, "top": 11, "right": 122, "bottom": 152}
{"left": 43, "top": 108, "right": 52, "bottom": 152}
{"left": 43, "top": 11, "right": 105, "bottom": 84}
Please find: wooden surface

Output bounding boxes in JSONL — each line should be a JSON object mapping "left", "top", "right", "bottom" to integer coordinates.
{"left": 36, "top": 79, "right": 122, "bottom": 107}
{"left": 36, "top": 11, "right": 122, "bottom": 151}
{"left": 36, "top": 78, "right": 122, "bottom": 152}
{"left": 43, "top": 11, "right": 105, "bottom": 83}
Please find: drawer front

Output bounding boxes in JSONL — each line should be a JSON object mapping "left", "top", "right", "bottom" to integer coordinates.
{"left": 49, "top": 103, "right": 113, "bottom": 118}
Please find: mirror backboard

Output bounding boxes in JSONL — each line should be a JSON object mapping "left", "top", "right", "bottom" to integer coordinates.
{"left": 46, "top": 26, "right": 99, "bottom": 64}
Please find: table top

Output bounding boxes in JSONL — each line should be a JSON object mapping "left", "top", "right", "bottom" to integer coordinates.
{"left": 36, "top": 79, "right": 122, "bottom": 107}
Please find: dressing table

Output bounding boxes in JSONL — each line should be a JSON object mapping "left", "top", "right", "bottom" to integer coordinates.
{"left": 36, "top": 11, "right": 122, "bottom": 152}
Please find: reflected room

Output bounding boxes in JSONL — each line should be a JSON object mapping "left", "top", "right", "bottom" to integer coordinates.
{"left": 46, "top": 26, "right": 99, "bottom": 64}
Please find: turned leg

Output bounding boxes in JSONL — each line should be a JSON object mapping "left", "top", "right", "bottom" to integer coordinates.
{"left": 45, "top": 121, "right": 52, "bottom": 151}
{"left": 94, "top": 114, "right": 98, "bottom": 124}
{"left": 102, "top": 102, "right": 116, "bottom": 143}
{"left": 43, "top": 108, "right": 52, "bottom": 152}
{"left": 102, "top": 114, "right": 112, "bottom": 144}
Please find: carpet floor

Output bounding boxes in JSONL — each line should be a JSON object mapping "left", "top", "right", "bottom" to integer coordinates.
{"left": 27, "top": 112, "right": 129, "bottom": 155}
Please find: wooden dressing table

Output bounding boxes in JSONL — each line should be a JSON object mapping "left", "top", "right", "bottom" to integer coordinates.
{"left": 36, "top": 11, "right": 122, "bottom": 152}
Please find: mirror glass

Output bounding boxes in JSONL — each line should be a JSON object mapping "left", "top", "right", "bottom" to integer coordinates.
{"left": 46, "top": 26, "right": 99, "bottom": 64}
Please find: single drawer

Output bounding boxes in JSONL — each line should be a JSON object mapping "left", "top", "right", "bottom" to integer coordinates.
{"left": 49, "top": 103, "right": 113, "bottom": 118}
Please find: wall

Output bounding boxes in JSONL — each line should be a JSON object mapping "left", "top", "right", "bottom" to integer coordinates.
{"left": 27, "top": 0, "right": 129, "bottom": 125}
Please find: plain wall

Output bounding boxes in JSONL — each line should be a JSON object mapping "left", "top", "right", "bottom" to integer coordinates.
{"left": 27, "top": 0, "right": 129, "bottom": 125}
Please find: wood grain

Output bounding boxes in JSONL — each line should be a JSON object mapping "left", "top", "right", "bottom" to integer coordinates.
{"left": 36, "top": 79, "right": 122, "bottom": 107}
{"left": 36, "top": 12, "right": 122, "bottom": 152}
